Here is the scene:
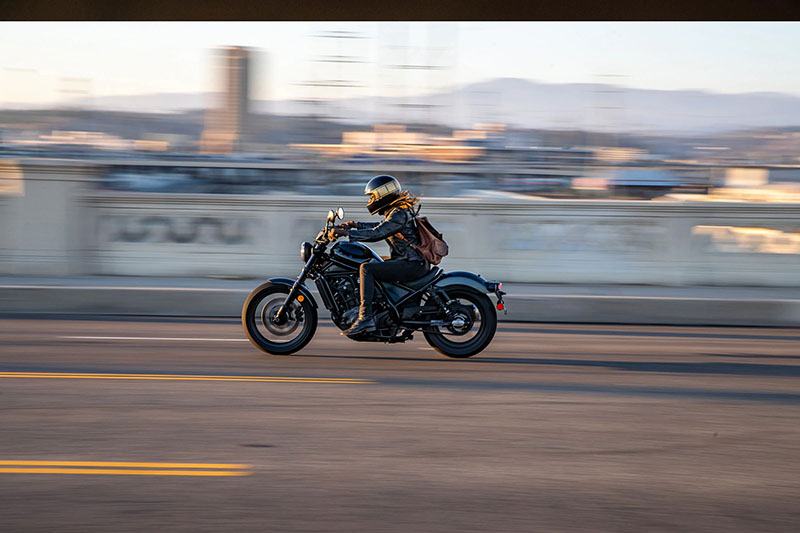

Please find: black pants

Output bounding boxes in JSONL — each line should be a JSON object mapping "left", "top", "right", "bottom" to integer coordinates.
{"left": 359, "top": 259, "right": 428, "bottom": 316}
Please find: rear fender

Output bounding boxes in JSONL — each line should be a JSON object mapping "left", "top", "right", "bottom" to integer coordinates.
{"left": 434, "top": 271, "right": 490, "bottom": 294}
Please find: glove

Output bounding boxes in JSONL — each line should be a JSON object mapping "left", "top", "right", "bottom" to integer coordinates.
{"left": 340, "top": 220, "right": 358, "bottom": 229}
{"left": 328, "top": 226, "right": 349, "bottom": 240}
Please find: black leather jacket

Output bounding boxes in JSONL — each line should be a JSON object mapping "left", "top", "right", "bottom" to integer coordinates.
{"left": 348, "top": 206, "right": 425, "bottom": 263}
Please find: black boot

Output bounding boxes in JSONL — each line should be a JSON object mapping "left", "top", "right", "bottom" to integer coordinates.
{"left": 345, "top": 261, "right": 378, "bottom": 337}
{"left": 344, "top": 307, "right": 376, "bottom": 337}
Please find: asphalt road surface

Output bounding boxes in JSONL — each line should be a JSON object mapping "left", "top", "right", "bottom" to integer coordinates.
{"left": 1, "top": 318, "right": 800, "bottom": 532}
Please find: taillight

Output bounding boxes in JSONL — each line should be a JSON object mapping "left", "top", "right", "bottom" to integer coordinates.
{"left": 496, "top": 302, "right": 504, "bottom": 311}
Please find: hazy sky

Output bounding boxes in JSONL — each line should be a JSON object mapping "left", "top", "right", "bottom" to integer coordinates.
{"left": 1, "top": 22, "right": 799, "bottom": 106}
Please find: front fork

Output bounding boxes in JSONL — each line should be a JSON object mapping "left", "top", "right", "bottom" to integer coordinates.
{"left": 273, "top": 256, "right": 316, "bottom": 323}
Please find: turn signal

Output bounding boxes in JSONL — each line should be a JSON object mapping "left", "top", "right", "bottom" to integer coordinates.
{"left": 496, "top": 302, "right": 504, "bottom": 310}
{"left": 297, "top": 295, "right": 305, "bottom": 303}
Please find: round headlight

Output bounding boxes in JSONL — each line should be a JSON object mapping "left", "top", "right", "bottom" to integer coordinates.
{"left": 300, "top": 241, "right": 313, "bottom": 263}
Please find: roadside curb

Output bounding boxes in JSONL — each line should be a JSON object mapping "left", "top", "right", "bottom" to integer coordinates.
{"left": 2, "top": 284, "right": 799, "bottom": 326}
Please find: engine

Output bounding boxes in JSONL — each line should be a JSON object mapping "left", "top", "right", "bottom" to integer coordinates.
{"left": 329, "top": 275, "right": 359, "bottom": 328}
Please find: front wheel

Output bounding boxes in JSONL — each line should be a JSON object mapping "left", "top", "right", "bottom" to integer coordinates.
{"left": 423, "top": 286, "right": 497, "bottom": 358}
{"left": 242, "top": 283, "right": 317, "bottom": 355}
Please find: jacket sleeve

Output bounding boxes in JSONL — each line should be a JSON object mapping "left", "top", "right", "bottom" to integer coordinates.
{"left": 348, "top": 210, "right": 407, "bottom": 243}
{"left": 355, "top": 221, "right": 379, "bottom": 230}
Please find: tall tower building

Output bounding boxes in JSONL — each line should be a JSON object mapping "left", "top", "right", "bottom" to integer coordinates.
{"left": 201, "top": 46, "right": 252, "bottom": 153}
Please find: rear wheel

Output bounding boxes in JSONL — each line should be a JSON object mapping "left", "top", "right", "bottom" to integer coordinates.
{"left": 423, "top": 286, "right": 497, "bottom": 358}
{"left": 242, "top": 283, "right": 317, "bottom": 355}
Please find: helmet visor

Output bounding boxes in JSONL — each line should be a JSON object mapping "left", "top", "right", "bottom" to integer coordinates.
{"left": 370, "top": 180, "right": 399, "bottom": 199}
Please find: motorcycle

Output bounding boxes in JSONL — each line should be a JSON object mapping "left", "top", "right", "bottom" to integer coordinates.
{"left": 242, "top": 207, "right": 506, "bottom": 358}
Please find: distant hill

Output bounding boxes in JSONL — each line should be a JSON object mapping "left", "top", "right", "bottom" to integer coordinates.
{"left": 72, "top": 92, "right": 210, "bottom": 113}
{"left": 322, "top": 78, "right": 800, "bottom": 134}
{"left": 60, "top": 78, "right": 800, "bottom": 134}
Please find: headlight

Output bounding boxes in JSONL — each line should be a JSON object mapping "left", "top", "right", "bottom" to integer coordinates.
{"left": 300, "top": 241, "right": 313, "bottom": 263}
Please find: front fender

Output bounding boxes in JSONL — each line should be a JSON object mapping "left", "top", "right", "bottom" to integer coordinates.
{"left": 253, "top": 277, "right": 318, "bottom": 308}
{"left": 434, "top": 271, "right": 491, "bottom": 294}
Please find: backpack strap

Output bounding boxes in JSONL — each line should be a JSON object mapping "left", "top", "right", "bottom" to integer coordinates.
{"left": 408, "top": 204, "right": 421, "bottom": 234}
{"left": 393, "top": 211, "right": 411, "bottom": 241}
{"left": 393, "top": 207, "right": 417, "bottom": 243}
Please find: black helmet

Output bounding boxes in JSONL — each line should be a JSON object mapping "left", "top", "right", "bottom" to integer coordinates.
{"left": 364, "top": 174, "right": 402, "bottom": 215}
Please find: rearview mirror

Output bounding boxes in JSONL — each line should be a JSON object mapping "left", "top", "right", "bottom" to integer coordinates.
{"left": 327, "top": 209, "right": 335, "bottom": 222}
{"left": 337, "top": 207, "right": 344, "bottom": 220}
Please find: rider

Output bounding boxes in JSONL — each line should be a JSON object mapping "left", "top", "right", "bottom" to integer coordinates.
{"left": 329, "top": 175, "right": 428, "bottom": 337}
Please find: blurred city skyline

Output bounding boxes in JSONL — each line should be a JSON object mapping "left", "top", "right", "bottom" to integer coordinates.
{"left": 2, "top": 22, "right": 800, "bottom": 108}
{"left": 4, "top": 21, "right": 800, "bottom": 202}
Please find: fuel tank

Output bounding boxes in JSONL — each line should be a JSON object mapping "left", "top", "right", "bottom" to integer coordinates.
{"left": 330, "top": 241, "right": 382, "bottom": 269}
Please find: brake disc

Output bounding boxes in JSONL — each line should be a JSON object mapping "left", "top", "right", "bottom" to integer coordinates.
{"left": 261, "top": 299, "right": 301, "bottom": 336}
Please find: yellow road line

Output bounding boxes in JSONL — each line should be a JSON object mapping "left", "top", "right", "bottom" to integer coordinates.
{"left": 61, "top": 336, "right": 249, "bottom": 342}
{"left": 0, "top": 372, "right": 372, "bottom": 384}
{"left": 0, "top": 460, "right": 249, "bottom": 469}
{"left": 0, "top": 467, "right": 249, "bottom": 477}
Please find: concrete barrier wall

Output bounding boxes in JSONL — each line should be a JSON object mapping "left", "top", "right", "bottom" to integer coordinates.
{"left": 0, "top": 160, "right": 99, "bottom": 276}
{"left": 2, "top": 160, "right": 800, "bottom": 287}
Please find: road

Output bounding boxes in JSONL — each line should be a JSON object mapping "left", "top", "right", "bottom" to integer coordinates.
{"left": 1, "top": 318, "right": 800, "bottom": 532}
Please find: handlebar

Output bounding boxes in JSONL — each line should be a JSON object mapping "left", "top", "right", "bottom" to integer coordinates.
{"left": 315, "top": 209, "right": 347, "bottom": 245}
{"left": 315, "top": 222, "right": 337, "bottom": 245}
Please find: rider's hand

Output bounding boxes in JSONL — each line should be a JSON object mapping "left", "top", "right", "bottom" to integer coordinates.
{"left": 340, "top": 220, "right": 357, "bottom": 229}
{"left": 328, "top": 226, "right": 349, "bottom": 240}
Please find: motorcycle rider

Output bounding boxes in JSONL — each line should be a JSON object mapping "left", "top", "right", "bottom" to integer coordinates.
{"left": 329, "top": 175, "right": 428, "bottom": 337}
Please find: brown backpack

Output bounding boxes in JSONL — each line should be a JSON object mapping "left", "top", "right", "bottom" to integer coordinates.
{"left": 396, "top": 208, "right": 449, "bottom": 265}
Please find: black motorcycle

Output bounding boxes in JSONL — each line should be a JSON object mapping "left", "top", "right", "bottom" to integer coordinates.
{"left": 242, "top": 207, "right": 506, "bottom": 358}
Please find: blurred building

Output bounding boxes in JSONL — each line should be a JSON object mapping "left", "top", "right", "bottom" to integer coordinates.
{"left": 289, "top": 124, "right": 487, "bottom": 163}
{"left": 13, "top": 130, "right": 132, "bottom": 150}
{"left": 201, "top": 46, "right": 252, "bottom": 154}
{"left": 592, "top": 147, "right": 647, "bottom": 163}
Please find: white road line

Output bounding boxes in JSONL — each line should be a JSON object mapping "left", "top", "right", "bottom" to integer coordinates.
{"left": 0, "top": 286, "right": 249, "bottom": 292}
{"left": 60, "top": 336, "right": 249, "bottom": 342}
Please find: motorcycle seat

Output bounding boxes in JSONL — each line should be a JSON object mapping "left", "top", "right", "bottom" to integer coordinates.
{"left": 401, "top": 267, "right": 442, "bottom": 290}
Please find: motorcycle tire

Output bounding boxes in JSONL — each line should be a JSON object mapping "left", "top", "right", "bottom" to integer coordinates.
{"left": 423, "top": 286, "right": 497, "bottom": 358}
{"left": 242, "top": 283, "right": 318, "bottom": 356}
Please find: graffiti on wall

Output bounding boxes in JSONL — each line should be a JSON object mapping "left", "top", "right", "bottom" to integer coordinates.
{"left": 98, "top": 215, "right": 253, "bottom": 245}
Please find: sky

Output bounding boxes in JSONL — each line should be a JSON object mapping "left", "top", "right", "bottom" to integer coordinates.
{"left": 1, "top": 22, "right": 799, "bottom": 106}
